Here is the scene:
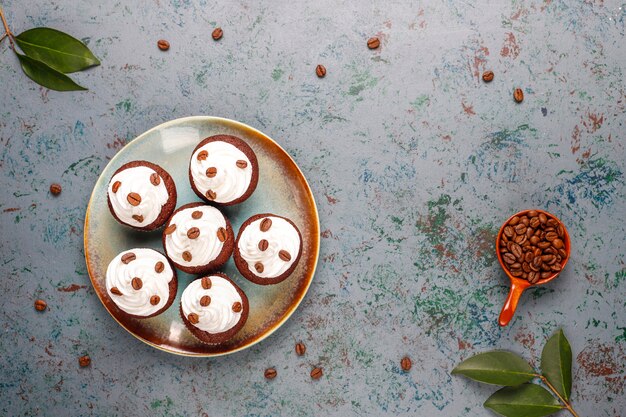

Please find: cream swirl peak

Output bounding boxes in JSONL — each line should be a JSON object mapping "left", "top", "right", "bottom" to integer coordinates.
{"left": 105, "top": 248, "right": 175, "bottom": 317}
{"left": 164, "top": 205, "right": 227, "bottom": 267}
{"left": 108, "top": 165, "right": 169, "bottom": 227}
{"left": 181, "top": 276, "right": 243, "bottom": 333}
{"left": 238, "top": 216, "right": 301, "bottom": 278}
{"left": 190, "top": 140, "right": 253, "bottom": 204}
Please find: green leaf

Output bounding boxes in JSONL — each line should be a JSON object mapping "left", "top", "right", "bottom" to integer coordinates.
{"left": 451, "top": 351, "right": 535, "bottom": 386}
{"left": 484, "top": 384, "right": 563, "bottom": 417}
{"left": 15, "top": 53, "right": 87, "bottom": 91}
{"left": 541, "top": 329, "right": 572, "bottom": 401}
{"left": 14, "top": 27, "right": 100, "bottom": 73}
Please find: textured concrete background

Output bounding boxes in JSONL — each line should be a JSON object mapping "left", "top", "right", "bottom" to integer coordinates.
{"left": 1, "top": 1, "right": 625, "bottom": 416}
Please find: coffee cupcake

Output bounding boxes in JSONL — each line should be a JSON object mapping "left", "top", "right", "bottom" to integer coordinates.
{"left": 180, "top": 273, "right": 249, "bottom": 344}
{"left": 234, "top": 213, "right": 303, "bottom": 285}
{"left": 105, "top": 248, "right": 177, "bottom": 319}
{"left": 188, "top": 135, "right": 259, "bottom": 206}
{"left": 107, "top": 161, "right": 177, "bottom": 231}
{"left": 162, "top": 202, "right": 234, "bottom": 274}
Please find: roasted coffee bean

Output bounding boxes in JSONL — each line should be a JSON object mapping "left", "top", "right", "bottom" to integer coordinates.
{"left": 545, "top": 227, "right": 555, "bottom": 233}
{"left": 200, "top": 295, "right": 211, "bottom": 307}
{"left": 121, "top": 252, "right": 136, "bottom": 264}
{"left": 530, "top": 236, "right": 540, "bottom": 245}
{"left": 201, "top": 277, "right": 212, "bottom": 289}
{"left": 515, "top": 234, "right": 527, "bottom": 245}
{"left": 367, "top": 37, "right": 380, "bottom": 49}
{"left": 197, "top": 150, "right": 208, "bottom": 160}
{"left": 552, "top": 238, "right": 564, "bottom": 249}
{"left": 182, "top": 251, "right": 192, "bottom": 262}
{"left": 155, "top": 261, "right": 165, "bottom": 273}
{"left": 212, "top": 27, "right": 223, "bottom": 41}
{"left": 524, "top": 252, "right": 534, "bottom": 262}
{"left": 482, "top": 71, "right": 494, "bottom": 82}
{"left": 127, "top": 192, "right": 141, "bottom": 206}
{"left": 528, "top": 271, "right": 538, "bottom": 283}
{"left": 520, "top": 216, "right": 529, "bottom": 226}
{"left": 507, "top": 241, "right": 514, "bottom": 252}
{"left": 205, "top": 189, "right": 217, "bottom": 200}
{"left": 503, "top": 226, "right": 514, "bottom": 238}
{"left": 216, "top": 227, "right": 227, "bottom": 242}
{"left": 187, "top": 227, "right": 200, "bottom": 239}
{"left": 112, "top": 181, "right": 121, "bottom": 193}
{"left": 541, "top": 263, "right": 552, "bottom": 272}
{"left": 150, "top": 295, "right": 160, "bottom": 305}
{"left": 260, "top": 218, "right": 272, "bottom": 232}
{"left": 164, "top": 224, "right": 176, "bottom": 235}
{"left": 510, "top": 243, "right": 522, "bottom": 260}
{"left": 295, "top": 342, "right": 306, "bottom": 356}
{"left": 310, "top": 367, "right": 323, "bottom": 380}
{"left": 401, "top": 356, "right": 412, "bottom": 371}
{"left": 232, "top": 302, "right": 242, "bottom": 313}
{"left": 546, "top": 256, "right": 558, "bottom": 265}
{"left": 316, "top": 64, "right": 327, "bottom": 78}
{"left": 34, "top": 299, "right": 47, "bottom": 311}
{"left": 538, "top": 213, "right": 547, "bottom": 224}
{"left": 510, "top": 269, "right": 523, "bottom": 277}
{"left": 50, "top": 183, "right": 62, "bottom": 195}
{"left": 514, "top": 224, "right": 527, "bottom": 235}
{"left": 510, "top": 263, "right": 522, "bottom": 269}
{"left": 557, "top": 224, "right": 565, "bottom": 238}
{"left": 279, "top": 250, "right": 292, "bottom": 262}
{"left": 264, "top": 368, "right": 277, "bottom": 379}
{"left": 500, "top": 238, "right": 507, "bottom": 247}
{"left": 508, "top": 216, "right": 520, "bottom": 226}
{"left": 522, "top": 262, "right": 531, "bottom": 273}
{"left": 541, "top": 271, "right": 553, "bottom": 279}
{"left": 526, "top": 227, "right": 534, "bottom": 238}
{"left": 522, "top": 272, "right": 528, "bottom": 279}
{"left": 534, "top": 248, "right": 542, "bottom": 258}
{"left": 157, "top": 39, "right": 170, "bottom": 50}
{"left": 547, "top": 219, "right": 559, "bottom": 228}
{"left": 503, "top": 253, "right": 517, "bottom": 264}
{"left": 551, "top": 263, "right": 562, "bottom": 272}
{"left": 150, "top": 173, "right": 161, "bottom": 186}
{"left": 527, "top": 210, "right": 538, "bottom": 217}
{"left": 79, "top": 355, "right": 91, "bottom": 367}
{"left": 131, "top": 277, "right": 143, "bottom": 290}
{"left": 529, "top": 217, "right": 540, "bottom": 228}
{"left": 206, "top": 167, "right": 218, "bottom": 178}
{"left": 514, "top": 88, "right": 524, "bottom": 103}
{"left": 558, "top": 248, "right": 568, "bottom": 258}
{"left": 545, "top": 231, "right": 558, "bottom": 241}
{"left": 188, "top": 313, "right": 199, "bottom": 324}
{"left": 258, "top": 239, "right": 269, "bottom": 251}
{"left": 537, "top": 241, "right": 551, "bottom": 249}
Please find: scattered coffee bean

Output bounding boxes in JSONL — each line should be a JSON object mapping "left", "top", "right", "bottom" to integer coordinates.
{"left": 482, "top": 71, "right": 494, "bottom": 82}
{"left": 197, "top": 150, "right": 208, "bottom": 160}
{"left": 187, "top": 227, "right": 200, "bottom": 239}
{"left": 260, "top": 218, "right": 272, "bottom": 232}
{"left": 131, "top": 277, "right": 143, "bottom": 290}
{"left": 157, "top": 39, "right": 170, "bottom": 51}
{"left": 164, "top": 224, "right": 177, "bottom": 235}
{"left": 500, "top": 210, "right": 568, "bottom": 284}
{"left": 182, "top": 251, "right": 192, "bottom": 262}
{"left": 295, "top": 342, "right": 306, "bottom": 356}
{"left": 258, "top": 239, "right": 269, "bottom": 251}
{"left": 216, "top": 227, "right": 227, "bottom": 242}
{"left": 188, "top": 313, "right": 199, "bottom": 324}
{"left": 514, "top": 88, "right": 524, "bottom": 103}
{"left": 400, "top": 356, "right": 412, "bottom": 371}
{"left": 232, "top": 302, "right": 242, "bottom": 313}
{"left": 316, "top": 64, "right": 326, "bottom": 78}
{"left": 34, "top": 299, "right": 47, "bottom": 311}
{"left": 206, "top": 167, "right": 217, "bottom": 178}
{"left": 264, "top": 368, "right": 277, "bottom": 379}
{"left": 200, "top": 295, "right": 211, "bottom": 307}
{"left": 310, "top": 367, "right": 323, "bottom": 380}
{"left": 279, "top": 250, "right": 291, "bottom": 262}
{"left": 127, "top": 192, "right": 142, "bottom": 206}
{"left": 110, "top": 287, "right": 123, "bottom": 296}
{"left": 254, "top": 262, "right": 264, "bottom": 273}
{"left": 79, "top": 355, "right": 91, "bottom": 367}
{"left": 212, "top": 27, "right": 223, "bottom": 41}
{"left": 50, "top": 183, "right": 62, "bottom": 195}
{"left": 236, "top": 160, "right": 248, "bottom": 169}
{"left": 155, "top": 261, "right": 164, "bottom": 273}
{"left": 191, "top": 210, "right": 203, "bottom": 219}
{"left": 205, "top": 189, "right": 217, "bottom": 200}
{"left": 112, "top": 181, "right": 121, "bottom": 193}
{"left": 132, "top": 214, "right": 144, "bottom": 223}
{"left": 150, "top": 173, "right": 161, "bottom": 186}
{"left": 150, "top": 295, "right": 160, "bottom": 305}
{"left": 367, "top": 37, "right": 380, "bottom": 49}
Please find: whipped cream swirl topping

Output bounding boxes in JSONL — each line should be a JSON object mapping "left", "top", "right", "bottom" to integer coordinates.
{"left": 238, "top": 216, "right": 301, "bottom": 278}
{"left": 181, "top": 276, "right": 243, "bottom": 333}
{"left": 108, "top": 166, "right": 169, "bottom": 227}
{"left": 164, "top": 205, "right": 227, "bottom": 267}
{"left": 105, "top": 248, "right": 174, "bottom": 317}
{"left": 190, "top": 141, "right": 252, "bottom": 203}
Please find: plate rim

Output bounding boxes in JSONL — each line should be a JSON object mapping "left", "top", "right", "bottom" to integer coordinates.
{"left": 84, "top": 115, "right": 320, "bottom": 357}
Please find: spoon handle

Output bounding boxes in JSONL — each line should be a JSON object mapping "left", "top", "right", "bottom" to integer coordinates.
{"left": 499, "top": 281, "right": 526, "bottom": 326}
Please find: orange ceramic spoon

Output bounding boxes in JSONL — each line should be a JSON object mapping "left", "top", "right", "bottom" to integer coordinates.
{"left": 496, "top": 209, "right": 571, "bottom": 326}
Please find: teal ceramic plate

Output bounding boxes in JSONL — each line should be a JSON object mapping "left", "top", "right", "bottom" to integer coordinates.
{"left": 84, "top": 116, "right": 320, "bottom": 356}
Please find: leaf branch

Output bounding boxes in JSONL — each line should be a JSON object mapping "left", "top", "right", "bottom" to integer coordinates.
{"left": 0, "top": 7, "right": 15, "bottom": 50}
{"left": 537, "top": 374, "right": 580, "bottom": 417}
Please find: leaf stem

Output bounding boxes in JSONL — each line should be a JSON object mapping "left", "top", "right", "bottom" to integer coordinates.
{"left": 0, "top": 7, "right": 15, "bottom": 51}
{"left": 536, "top": 374, "right": 580, "bottom": 417}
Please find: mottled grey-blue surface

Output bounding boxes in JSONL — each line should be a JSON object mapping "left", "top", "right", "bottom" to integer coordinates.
{"left": 1, "top": 1, "right": 625, "bottom": 416}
